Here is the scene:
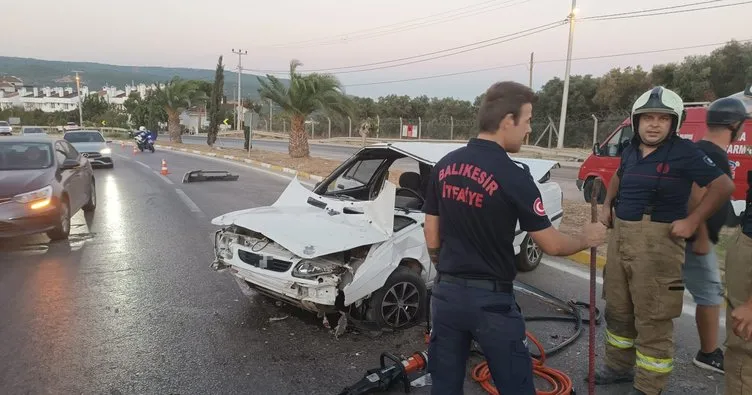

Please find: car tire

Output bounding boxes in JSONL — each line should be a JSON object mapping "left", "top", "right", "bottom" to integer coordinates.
{"left": 584, "top": 177, "right": 606, "bottom": 204}
{"left": 47, "top": 198, "right": 71, "bottom": 241}
{"left": 516, "top": 234, "right": 542, "bottom": 272}
{"left": 82, "top": 178, "right": 96, "bottom": 212}
{"left": 367, "top": 266, "right": 427, "bottom": 330}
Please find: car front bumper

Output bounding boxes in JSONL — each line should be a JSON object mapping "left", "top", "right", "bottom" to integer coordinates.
{"left": 213, "top": 230, "right": 341, "bottom": 313}
{"left": 0, "top": 199, "right": 61, "bottom": 238}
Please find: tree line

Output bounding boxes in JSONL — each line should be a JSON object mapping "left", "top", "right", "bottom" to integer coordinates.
{"left": 2, "top": 40, "right": 749, "bottom": 155}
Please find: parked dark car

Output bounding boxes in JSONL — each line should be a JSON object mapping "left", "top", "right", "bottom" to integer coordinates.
{"left": 0, "top": 136, "right": 96, "bottom": 240}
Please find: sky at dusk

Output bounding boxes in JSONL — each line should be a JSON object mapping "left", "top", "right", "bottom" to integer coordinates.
{"left": 3, "top": 0, "right": 750, "bottom": 100}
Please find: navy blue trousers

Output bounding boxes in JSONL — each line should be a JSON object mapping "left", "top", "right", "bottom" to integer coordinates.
{"left": 427, "top": 280, "right": 535, "bottom": 395}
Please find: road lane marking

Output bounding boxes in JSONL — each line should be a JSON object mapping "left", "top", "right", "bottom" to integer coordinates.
{"left": 153, "top": 171, "right": 174, "bottom": 184}
{"left": 175, "top": 189, "right": 204, "bottom": 216}
{"left": 137, "top": 161, "right": 151, "bottom": 169}
{"left": 541, "top": 258, "right": 725, "bottom": 327}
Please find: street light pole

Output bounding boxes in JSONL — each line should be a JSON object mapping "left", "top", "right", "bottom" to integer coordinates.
{"left": 556, "top": 0, "right": 578, "bottom": 149}
{"left": 73, "top": 70, "right": 84, "bottom": 126}
{"left": 232, "top": 48, "right": 247, "bottom": 132}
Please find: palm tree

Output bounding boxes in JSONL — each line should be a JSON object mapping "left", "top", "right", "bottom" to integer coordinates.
{"left": 257, "top": 59, "right": 354, "bottom": 158}
{"left": 155, "top": 77, "right": 208, "bottom": 143}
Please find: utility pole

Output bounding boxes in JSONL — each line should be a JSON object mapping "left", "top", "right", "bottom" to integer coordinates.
{"left": 73, "top": 70, "right": 84, "bottom": 126}
{"left": 232, "top": 48, "right": 247, "bottom": 132}
{"left": 556, "top": 0, "right": 578, "bottom": 149}
{"left": 268, "top": 98, "right": 272, "bottom": 132}
{"left": 528, "top": 52, "right": 534, "bottom": 89}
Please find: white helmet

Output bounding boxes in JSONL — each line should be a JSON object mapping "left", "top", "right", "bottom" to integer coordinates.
{"left": 631, "top": 86, "right": 685, "bottom": 138}
{"left": 139, "top": 126, "right": 146, "bottom": 131}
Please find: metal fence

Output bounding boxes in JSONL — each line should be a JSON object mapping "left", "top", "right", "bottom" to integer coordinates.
{"left": 253, "top": 111, "right": 632, "bottom": 149}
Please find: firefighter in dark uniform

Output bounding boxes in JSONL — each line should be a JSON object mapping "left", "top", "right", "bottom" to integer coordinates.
{"left": 422, "top": 81, "right": 607, "bottom": 394}
{"left": 596, "top": 86, "right": 736, "bottom": 395}
{"left": 721, "top": 95, "right": 752, "bottom": 395}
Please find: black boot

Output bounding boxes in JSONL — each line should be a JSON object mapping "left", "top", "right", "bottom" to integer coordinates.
{"left": 585, "top": 364, "right": 635, "bottom": 385}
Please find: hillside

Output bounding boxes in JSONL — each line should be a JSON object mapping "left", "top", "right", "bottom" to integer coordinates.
{"left": 0, "top": 56, "right": 282, "bottom": 99}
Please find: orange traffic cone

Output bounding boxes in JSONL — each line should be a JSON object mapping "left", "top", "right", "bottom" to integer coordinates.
{"left": 132, "top": 145, "right": 138, "bottom": 155}
{"left": 120, "top": 141, "right": 125, "bottom": 150}
{"left": 160, "top": 159, "right": 169, "bottom": 175}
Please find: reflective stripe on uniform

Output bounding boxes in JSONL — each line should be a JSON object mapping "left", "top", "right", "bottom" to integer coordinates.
{"left": 636, "top": 350, "right": 673, "bottom": 374}
{"left": 606, "top": 329, "right": 635, "bottom": 349}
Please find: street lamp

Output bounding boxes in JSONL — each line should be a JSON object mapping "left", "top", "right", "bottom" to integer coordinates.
{"left": 556, "top": 1, "right": 579, "bottom": 149}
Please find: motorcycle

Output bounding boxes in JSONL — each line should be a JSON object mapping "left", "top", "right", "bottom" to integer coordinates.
{"left": 135, "top": 134, "right": 156, "bottom": 153}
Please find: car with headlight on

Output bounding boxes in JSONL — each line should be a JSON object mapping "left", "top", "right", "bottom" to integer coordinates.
{"left": 0, "top": 136, "right": 96, "bottom": 240}
{"left": 210, "top": 142, "right": 564, "bottom": 331}
{"left": 62, "top": 129, "right": 114, "bottom": 168}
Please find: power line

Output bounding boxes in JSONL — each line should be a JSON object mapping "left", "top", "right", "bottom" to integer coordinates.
{"left": 581, "top": 0, "right": 725, "bottom": 20}
{"left": 262, "top": 0, "right": 509, "bottom": 48}
{"left": 249, "top": 20, "right": 565, "bottom": 74}
{"left": 270, "top": 0, "right": 533, "bottom": 48}
{"left": 582, "top": 0, "right": 752, "bottom": 21}
{"left": 343, "top": 39, "right": 752, "bottom": 87}
{"left": 248, "top": 1, "right": 751, "bottom": 76}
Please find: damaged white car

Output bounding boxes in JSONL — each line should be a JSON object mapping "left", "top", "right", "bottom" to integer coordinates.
{"left": 211, "top": 142, "right": 563, "bottom": 331}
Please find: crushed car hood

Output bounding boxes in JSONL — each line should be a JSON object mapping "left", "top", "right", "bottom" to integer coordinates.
{"left": 211, "top": 177, "right": 396, "bottom": 259}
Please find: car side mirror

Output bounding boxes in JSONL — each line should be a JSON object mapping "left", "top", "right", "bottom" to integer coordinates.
{"left": 60, "top": 158, "right": 79, "bottom": 170}
{"left": 592, "top": 142, "right": 600, "bottom": 156}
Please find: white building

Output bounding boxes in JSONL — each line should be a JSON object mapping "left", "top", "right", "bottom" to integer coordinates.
{"left": 0, "top": 77, "right": 163, "bottom": 113}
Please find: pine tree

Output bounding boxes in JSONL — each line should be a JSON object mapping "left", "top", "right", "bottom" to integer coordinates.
{"left": 207, "top": 55, "right": 224, "bottom": 146}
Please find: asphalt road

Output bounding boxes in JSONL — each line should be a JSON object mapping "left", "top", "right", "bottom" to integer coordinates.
{"left": 181, "top": 135, "right": 587, "bottom": 203}
{"left": 0, "top": 147, "right": 724, "bottom": 394}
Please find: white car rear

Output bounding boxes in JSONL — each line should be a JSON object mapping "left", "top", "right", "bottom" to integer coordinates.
{"left": 211, "top": 142, "right": 563, "bottom": 331}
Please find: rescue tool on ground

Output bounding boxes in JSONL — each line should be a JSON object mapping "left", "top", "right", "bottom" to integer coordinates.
{"left": 340, "top": 279, "right": 601, "bottom": 395}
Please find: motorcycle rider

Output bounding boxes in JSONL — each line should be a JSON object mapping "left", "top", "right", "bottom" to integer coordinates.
{"left": 135, "top": 126, "right": 156, "bottom": 150}
{"left": 596, "top": 86, "right": 735, "bottom": 395}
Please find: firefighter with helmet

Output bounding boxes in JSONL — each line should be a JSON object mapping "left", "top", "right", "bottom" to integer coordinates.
{"left": 595, "top": 86, "right": 735, "bottom": 395}
{"left": 681, "top": 96, "right": 749, "bottom": 374}
{"left": 720, "top": 95, "right": 752, "bottom": 394}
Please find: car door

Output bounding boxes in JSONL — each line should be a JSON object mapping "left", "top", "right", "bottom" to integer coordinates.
{"left": 58, "top": 141, "right": 86, "bottom": 211}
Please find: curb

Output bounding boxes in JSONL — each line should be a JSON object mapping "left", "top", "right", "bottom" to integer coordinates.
{"left": 150, "top": 143, "right": 326, "bottom": 183}
{"left": 566, "top": 250, "right": 607, "bottom": 269}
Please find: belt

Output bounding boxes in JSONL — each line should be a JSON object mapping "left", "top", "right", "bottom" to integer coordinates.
{"left": 437, "top": 273, "right": 513, "bottom": 293}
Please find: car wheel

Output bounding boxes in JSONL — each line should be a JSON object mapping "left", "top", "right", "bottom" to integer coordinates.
{"left": 368, "top": 266, "right": 426, "bottom": 330}
{"left": 83, "top": 178, "right": 96, "bottom": 212}
{"left": 516, "top": 234, "right": 542, "bottom": 272}
{"left": 583, "top": 177, "right": 606, "bottom": 204}
{"left": 47, "top": 198, "right": 71, "bottom": 241}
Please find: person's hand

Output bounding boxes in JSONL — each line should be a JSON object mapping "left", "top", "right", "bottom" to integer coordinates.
{"left": 598, "top": 205, "right": 613, "bottom": 228}
{"left": 731, "top": 302, "right": 752, "bottom": 341}
{"left": 670, "top": 217, "right": 699, "bottom": 239}
{"left": 582, "top": 222, "right": 608, "bottom": 248}
{"left": 691, "top": 238, "right": 711, "bottom": 256}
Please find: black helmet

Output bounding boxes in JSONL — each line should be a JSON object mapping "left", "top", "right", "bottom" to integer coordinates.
{"left": 706, "top": 97, "right": 750, "bottom": 126}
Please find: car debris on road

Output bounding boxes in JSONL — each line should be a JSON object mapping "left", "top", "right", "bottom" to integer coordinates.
{"left": 182, "top": 170, "right": 240, "bottom": 183}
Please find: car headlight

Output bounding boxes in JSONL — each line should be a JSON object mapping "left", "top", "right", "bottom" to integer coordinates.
{"left": 100, "top": 148, "right": 112, "bottom": 155}
{"left": 292, "top": 260, "right": 342, "bottom": 279}
{"left": 13, "top": 185, "right": 53, "bottom": 209}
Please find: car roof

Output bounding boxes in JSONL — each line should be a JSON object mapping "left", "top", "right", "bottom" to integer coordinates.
{"left": 0, "top": 135, "right": 58, "bottom": 144}
{"left": 361, "top": 141, "right": 560, "bottom": 182}
{"left": 365, "top": 141, "right": 468, "bottom": 165}
{"left": 64, "top": 129, "right": 102, "bottom": 133}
